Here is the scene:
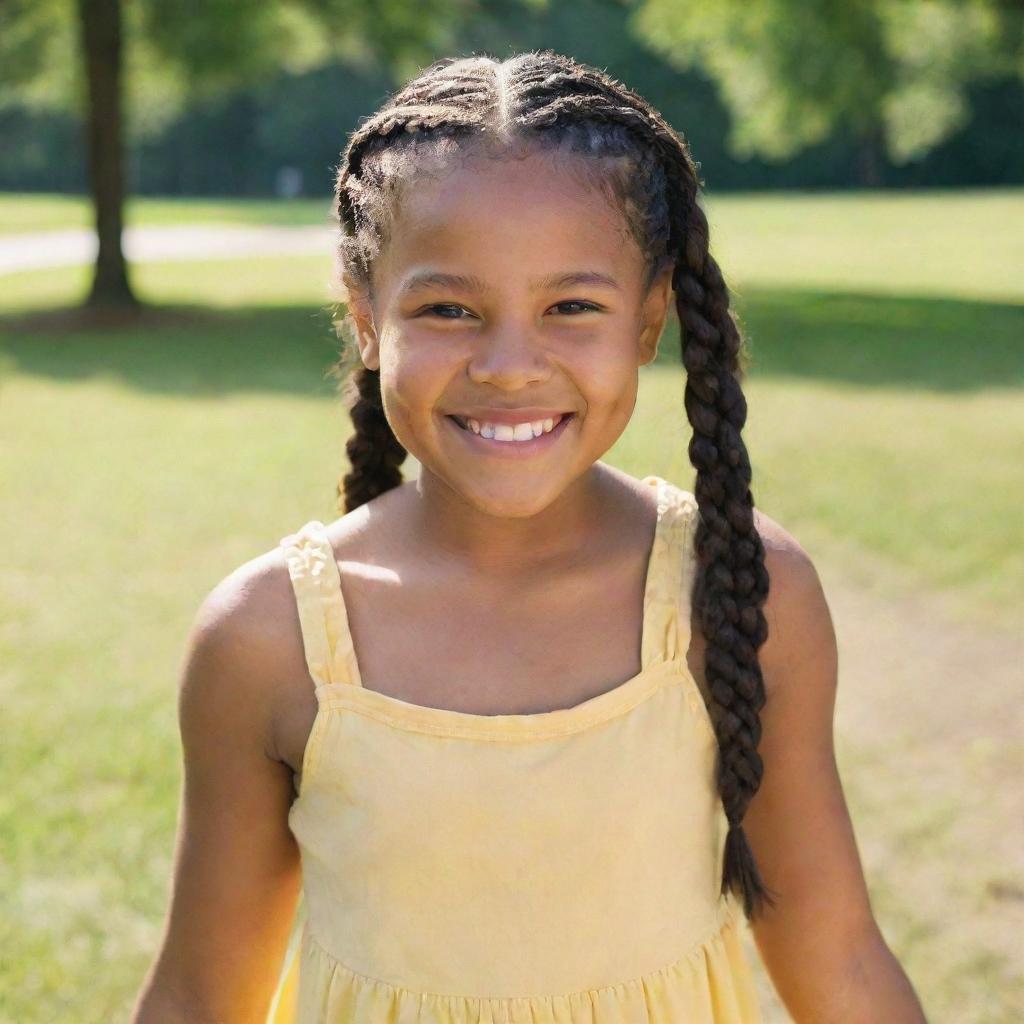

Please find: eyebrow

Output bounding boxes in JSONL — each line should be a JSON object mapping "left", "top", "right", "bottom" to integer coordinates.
{"left": 400, "top": 270, "right": 622, "bottom": 295}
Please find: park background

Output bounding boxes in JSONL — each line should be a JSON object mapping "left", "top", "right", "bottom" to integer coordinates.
{"left": 1, "top": 1, "right": 1022, "bottom": 1021}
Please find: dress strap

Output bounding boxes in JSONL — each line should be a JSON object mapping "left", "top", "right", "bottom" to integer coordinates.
{"left": 279, "top": 521, "right": 363, "bottom": 689}
{"left": 640, "top": 476, "right": 700, "bottom": 668}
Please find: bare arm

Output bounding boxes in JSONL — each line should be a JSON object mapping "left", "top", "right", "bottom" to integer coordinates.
{"left": 131, "top": 558, "right": 301, "bottom": 1023}
{"left": 745, "top": 512, "right": 927, "bottom": 1023}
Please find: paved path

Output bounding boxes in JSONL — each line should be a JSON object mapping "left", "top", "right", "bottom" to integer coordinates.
{"left": 0, "top": 224, "right": 334, "bottom": 276}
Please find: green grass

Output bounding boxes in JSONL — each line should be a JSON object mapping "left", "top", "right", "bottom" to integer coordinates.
{"left": 2, "top": 189, "right": 1022, "bottom": 1021}
{"left": 705, "top": 187, "right": 1024, "bottom": 304}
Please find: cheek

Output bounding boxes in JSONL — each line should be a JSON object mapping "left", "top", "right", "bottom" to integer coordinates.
{"left": 571, "top": 343, "right": 640, "bottom": 414}
{"left": 378, "top": 338, "right": 454, "bottom": 427}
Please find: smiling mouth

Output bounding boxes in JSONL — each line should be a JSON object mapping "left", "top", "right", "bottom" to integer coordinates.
{"left": 447, "top": 413, "right": 574, "bottom": 438}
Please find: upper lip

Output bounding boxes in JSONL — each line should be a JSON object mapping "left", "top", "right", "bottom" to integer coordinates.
{"left": 448, "top": 408, "right": 573, "bottom": 425}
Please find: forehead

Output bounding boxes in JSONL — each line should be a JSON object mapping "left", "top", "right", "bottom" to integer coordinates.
{"left": 375, "top": 148, "right": 643, "bottom": 292}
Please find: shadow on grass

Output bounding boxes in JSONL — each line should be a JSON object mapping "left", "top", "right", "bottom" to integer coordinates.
{"left": 724, "top": 288, "right": 1019, "bottom": 391}
{"left": 0, "top": 304, "right": 345, "bottom": 396}
{"left": 658, "top": 288, "right": 1024, "bottom": 392}
{"left": 1, "top": 287, "right": 1021, "bottom": 397}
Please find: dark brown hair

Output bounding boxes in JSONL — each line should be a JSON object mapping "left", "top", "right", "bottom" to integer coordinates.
{"left": 327, "top": 50, "right": 774, "bottom": 919}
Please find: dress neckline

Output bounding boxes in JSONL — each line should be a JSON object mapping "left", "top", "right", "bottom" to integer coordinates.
{"left": 298, "top": 475, "right": 690, "bottom": 738}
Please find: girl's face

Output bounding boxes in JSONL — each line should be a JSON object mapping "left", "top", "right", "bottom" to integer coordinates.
{"left": 346, "top": 148, "right": 674, "bottom": 518}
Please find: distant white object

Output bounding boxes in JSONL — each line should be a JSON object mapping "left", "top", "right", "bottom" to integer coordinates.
{"left": 275, "top": 167, "right": 304, "bottom": 198}
{"left": 0, "top": 224, "right": 333, "bottom": 276}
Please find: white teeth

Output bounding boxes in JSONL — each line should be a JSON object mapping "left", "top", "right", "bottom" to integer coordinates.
{"left": 463, "top": 415, "right": 564, "bottom": 442}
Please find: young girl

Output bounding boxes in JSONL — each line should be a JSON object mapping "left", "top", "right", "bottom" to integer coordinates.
{"left": 132, "top": 50, "right": 927, "bottom": 1024}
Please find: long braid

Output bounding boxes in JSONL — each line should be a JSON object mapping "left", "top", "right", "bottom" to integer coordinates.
{"left": 339, "top": 366, "right": 407, "bottom": 513}
{"left": 676, "top": 196, "right": 775, "bottom": 920}
{"left": 327, "top": 50, "right": 774, "bottom": 917}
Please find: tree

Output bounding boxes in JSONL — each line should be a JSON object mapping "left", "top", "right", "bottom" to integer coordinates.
{"left": 0, "top": 0, "right": 481, "bottom": 310}
{"left": 630, "top": 0, "right": 1024, "bottom": 186}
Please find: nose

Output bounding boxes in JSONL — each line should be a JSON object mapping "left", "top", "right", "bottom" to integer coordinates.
{"left": 465, "top": 319, "right": 552, "bottom": 389}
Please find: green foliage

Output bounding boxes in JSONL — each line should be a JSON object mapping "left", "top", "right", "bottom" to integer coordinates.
{"left": 881, "top": 1, "right": 1018, "bottom": 161}
{"left": 0, "top": 0, "right": 487, "bottom": 137}
{"left": 631, "top": 0, "right": 1024, "bottom": 164}
{"left": 0, "top": 0, "right": 77, "bottom": 110}
{"left": 633, "top": 0, "right": 889, "bottom": 157}
{"left": 127, "top": 0, "right": 492, "bottom": 138}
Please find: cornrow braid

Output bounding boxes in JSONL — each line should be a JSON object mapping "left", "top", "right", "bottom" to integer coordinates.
{"left": 327, "top": 50, "right": 775, "bottom": 918}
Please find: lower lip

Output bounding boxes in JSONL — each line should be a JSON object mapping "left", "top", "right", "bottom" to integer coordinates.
{"left": 445, "top": 414, "right": 575, "bottom": 459}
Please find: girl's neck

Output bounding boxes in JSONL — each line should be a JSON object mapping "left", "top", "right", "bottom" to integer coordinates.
{"left": 401, "top": 463, "right": 627, "bottom": 580}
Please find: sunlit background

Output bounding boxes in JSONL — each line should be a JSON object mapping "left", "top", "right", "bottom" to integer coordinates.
{"left": 1, "top": 2, "right": 1022, "bottom": 1021}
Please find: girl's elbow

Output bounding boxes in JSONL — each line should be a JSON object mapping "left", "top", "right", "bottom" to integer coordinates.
{"left": 827, "top": 929, "right": 928, "bottom": 1024}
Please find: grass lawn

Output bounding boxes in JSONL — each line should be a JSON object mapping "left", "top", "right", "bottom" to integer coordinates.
{"left": 1, "top": 189, "right": 1022, "bottom": 1022}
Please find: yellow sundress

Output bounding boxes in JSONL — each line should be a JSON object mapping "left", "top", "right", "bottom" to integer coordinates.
{"left": 267, "top": 474, "right": 763, "bottom": 1022}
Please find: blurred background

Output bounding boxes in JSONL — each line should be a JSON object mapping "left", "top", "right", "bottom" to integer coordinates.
{"left": 1, "top": 1, "right": 1022, "bottom": 1021}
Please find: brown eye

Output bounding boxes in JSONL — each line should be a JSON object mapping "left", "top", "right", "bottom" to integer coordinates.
{"left": 553, "top": 301, "right": 601, "bottom": 314}
{"left": 423, "top": 304, "right": 470, "bottom": 319}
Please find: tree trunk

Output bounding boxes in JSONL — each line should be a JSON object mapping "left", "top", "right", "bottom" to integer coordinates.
{"left": 856, "top": 120, "right": 886, "bottom": 189}
{"left": 77, "top": 0, "right": 138, "bottom": 308}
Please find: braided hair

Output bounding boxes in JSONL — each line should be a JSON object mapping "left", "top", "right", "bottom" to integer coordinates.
{"left": 327, "top": 50, "right": 775, "bottom": 920}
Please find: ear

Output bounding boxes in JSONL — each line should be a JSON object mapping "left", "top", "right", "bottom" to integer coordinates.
{"left": 637, "top": 259, "right": 675, "bottom": 367}
{"left": 342, "top": 272, "right": 381, "bottom": 371}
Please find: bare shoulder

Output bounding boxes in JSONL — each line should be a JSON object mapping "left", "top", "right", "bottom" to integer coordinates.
{"left": 751, "top": 504, "right": 838, "bottom": 705}
{"left": 181, "top": 537, "right": 312, "bottom": 763}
